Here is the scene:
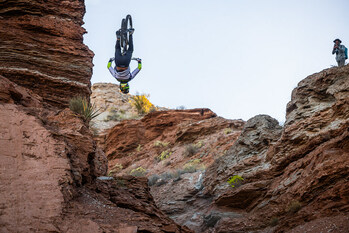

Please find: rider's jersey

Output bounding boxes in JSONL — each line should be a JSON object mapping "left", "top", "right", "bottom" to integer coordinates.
{"left": 107, "top": 61, "right": 141, "bottom": 82}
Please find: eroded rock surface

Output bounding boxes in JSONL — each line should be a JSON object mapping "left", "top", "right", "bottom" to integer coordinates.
{"left": 0, "top": 76, "right": 191, "bottom": 233}
{"left": 201, "top": 65, "right": 349, "bottom": 232}
{"left": 0, "top": 0, "right": 94, "bottom": 108}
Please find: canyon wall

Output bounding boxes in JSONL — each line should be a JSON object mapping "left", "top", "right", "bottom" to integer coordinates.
{"left": 0, "top": 0, "right": 94, "bottom": 109}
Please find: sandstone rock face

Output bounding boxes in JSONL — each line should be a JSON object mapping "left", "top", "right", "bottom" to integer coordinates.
{"left": 90, "top": 83, "right": 139, "bottom": 134}
{"left": 201, "top": 65, "right": 349, "bottom": 232}
{"left": 0, "top": 76, "right": 191, "bottom": 232}
{"left": 102, "top": 108, "right": 245, "bottom": 230}
{"left": 104, "top": 109, "right": 244, "bottom": 175}
{"left": 0, "top": 0, "right": 94, "bottom": 109}
{"left": 101, "top": 65, "right": 349, "bottom": 232}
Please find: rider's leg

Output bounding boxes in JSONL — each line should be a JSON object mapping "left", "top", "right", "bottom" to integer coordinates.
{"left": 115, "top": 38, "right": 124, "bottom": 67}
{"left": 115, "top": 38, "right": 122, "bottom": 57}
{"left": 128, "top": 34, "right": 134, "bottom": 52}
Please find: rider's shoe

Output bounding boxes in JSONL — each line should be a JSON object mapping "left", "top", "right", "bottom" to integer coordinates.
{"left": 116, "top": 30, "right": 121, "bottom": 39}
{"left": 128, "top": 28, "right": 135, "bottom": 35}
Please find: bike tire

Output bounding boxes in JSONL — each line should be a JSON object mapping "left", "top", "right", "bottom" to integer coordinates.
{"left": 121, "top": 18, "right": 127, "bottom": 54}
{"left": 126, "top": 15, "right": 133, "bottom": 30}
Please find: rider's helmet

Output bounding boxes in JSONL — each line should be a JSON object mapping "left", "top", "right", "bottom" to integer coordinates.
{"left": 120, "top": 82, "right": 129, "bottom": 94}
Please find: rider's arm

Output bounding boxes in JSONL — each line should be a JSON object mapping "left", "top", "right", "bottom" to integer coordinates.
{"left": 129, "top": 60, "right": 142, "bottom": 81}
{"left": 107, "top": 58, "right": 117, "bottom": 78}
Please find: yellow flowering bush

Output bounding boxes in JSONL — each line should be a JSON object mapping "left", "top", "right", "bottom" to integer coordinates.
{"left": 129, "top": 93, "right": 156, "bottom": 115}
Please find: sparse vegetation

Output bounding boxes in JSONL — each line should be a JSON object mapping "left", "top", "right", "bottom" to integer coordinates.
{"left": 136, "top": 144, "right": 142, "bottom": 152}
{"left": 130, "top": 166, "right": 147, "bottom": 177}
{"left": 155, "top": 150, "right": 172, "bottom": 162}
{"left": 129, "top": 93, "right": 156, "bottom": 115}
{"left": 104, "top": 108, "right": 139, "bottom": 122}
{"left": 154, "top": 140, "right": 169, "bottom": 148}
{"left": 287, "top": 200, "right": 301, "bottom": 214}
{"left": 185, "top": 144, "right": 199, "bottom": 157}
{"left": 227, "top": 175, "right": 244, "bottom": 188}
{"left": 69, "top": 96, "right": 101, "bottom": 122}
{"left": 224, "top": 128, "right": 233, "bottom": 134}
{"left": 176, "top": 105, "right": 186, "bottom": 110}
{"left": 182, "top": 159, "right": 204, "bottom": 173}
{"left": 148, "top": 174, "right": 160, "bottom": 186}
{"left": 108, "top": 163, "right": 123, "bottom": 176}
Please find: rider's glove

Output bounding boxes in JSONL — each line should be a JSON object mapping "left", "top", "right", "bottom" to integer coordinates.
{"left": 136, "top": 58, "right": 142, "bottom": 63}
{"left": 109, "top": 57, "right": 115, "bottom": 62}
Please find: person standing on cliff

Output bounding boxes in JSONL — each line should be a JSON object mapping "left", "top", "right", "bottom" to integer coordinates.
{"left": 107, "top": 29, "right": 142, "bottom": 94}
{"left": 332, "top": 39, "right": 347, "bottom": 67}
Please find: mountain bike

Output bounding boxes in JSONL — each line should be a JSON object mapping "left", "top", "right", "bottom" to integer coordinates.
{"left": 118, "top": 14, "right": 133, "bottom": 55}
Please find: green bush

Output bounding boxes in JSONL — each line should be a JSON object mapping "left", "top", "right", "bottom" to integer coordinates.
{"left": 69, "top": 96, "right": 100, "bottom": 122}
{"left": 227, "top": 175, "right": 244, "bottom": 188}
{"left": 154, "top": 140, "right": 169, "bottom": 147}
{"left": 130, "top": 167, "right": 147, "bottom": 177}
{"left": 156, "top": 150, "right": 172, "bottom": 162}
{"left": 224, "top": 128, "right": 233, "bottom": 134}
{"left": 108, "top": 163, "right": 123, "bottom": 176}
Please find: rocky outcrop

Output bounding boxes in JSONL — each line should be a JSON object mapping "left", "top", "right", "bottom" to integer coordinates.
{"left": 200, "top": 65, "right": 349, "bottom": 232}
{"left": 104, "top": 109, "right": 244, "bottom": 175}
{"left": 103, "top": 108, "right": 245, "bottom": 230}
{"left": 0, "top": 76, "right": 191, "bottom": 232}
{"left": 0, "top": 0, "right": 94, "bottom": 109}
{"left": 0, "top": 0, "right": 192, "bottom": 231}
{"left": 90, "top": 83, "right": 139, "bottom": 134}
{"left": 101, "top": 65, "right": 349, "bottom": 233}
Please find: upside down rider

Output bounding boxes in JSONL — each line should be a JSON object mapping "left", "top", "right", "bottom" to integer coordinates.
{"left": 107, "top": 28, "right": 142, "bottom": 94}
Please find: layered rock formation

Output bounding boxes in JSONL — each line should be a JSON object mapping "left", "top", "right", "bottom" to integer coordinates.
{"left": 104, "top": 109, "right": 245, "bottom": 176}
{"left": 201, "top": 65, "right": 349, "bottom": 232}
{"left": 102, "top": 65, "right": 349, "bottom": 232}
{"left": 0, "top": 75, "right": 191, "bottom": 233}
{"left": 0, "top": 0, "right": 94, "bottom": 108}
{"left": 0, "top": 1, "right": 192, "bottom": 232}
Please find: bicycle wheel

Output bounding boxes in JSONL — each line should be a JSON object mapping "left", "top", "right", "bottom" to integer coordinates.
{"left": 120, "top": 18, "right": 127, "bottom": 55}
{"left": 125, "top": 15, "right": 133, "bottom": 30}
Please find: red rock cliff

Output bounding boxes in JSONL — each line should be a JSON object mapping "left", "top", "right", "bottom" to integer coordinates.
{"left": 0, "top": 0, "right": 94, "bottom": 109}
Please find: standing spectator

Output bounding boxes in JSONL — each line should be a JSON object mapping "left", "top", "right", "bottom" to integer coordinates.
{"left": 332, "top": 39, "right": 347, "bottom": 67}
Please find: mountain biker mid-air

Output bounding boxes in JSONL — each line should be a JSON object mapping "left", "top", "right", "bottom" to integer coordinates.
{"left": 107, "top": 28, "right": 142, "bottom": 94}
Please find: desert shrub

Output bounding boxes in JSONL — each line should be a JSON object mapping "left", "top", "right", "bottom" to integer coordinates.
{"left": 224, "top": 128, "right": 232, "bottom": 134}
{"left": 171, "top": 169, "right": 182, "bottom": 181}
{"left": 69, "top": 96, "right": 100, "bottom": 122}
{"left": 136, "top": 144, "right": 142, "bottom": 152}
{"left": 287, "top": 201, "right": 301, "bottom": 214}
{"left": 227, "top": 175, "right": 244, "bottom": 188}
{"left": 160, "top": 172, "right": 173, "bottom": 180}
{"left": 185, "top": 144, "right": 199, "bottom": 157}
{"left": 176, "top": 105, "right": 186, "bottom": 110}
{"left": 185, "top": 141, "right": 204, "bottom": 157}
{"left": 108, "top": 163, "right": 123, "bottom": 176}
{"left": 154, "top": 140, "right": 169, "bottom": 148}
{"left": 182, "top": 164, "right": 197, "bottom": 173}
{"left": 156, "top": 150, "right": 172, "bottom": 162}
{"left": 270, "top": 217, "right": 279, "bottom": 226}
{"left": 148, "top": 174, "right": 160, "bottom": 186}
{"left": 181, "top": 159, "right": 203, "bottom": 173}
{"left": 130, "top": 167, "right": 147, "bottom": 177}
{"left": 129, "top": 93, "right": 156, "bottom": 115}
